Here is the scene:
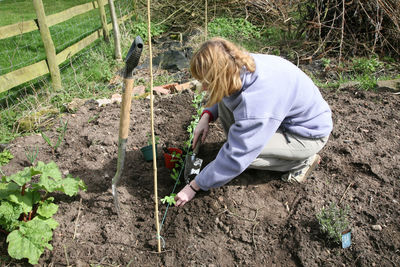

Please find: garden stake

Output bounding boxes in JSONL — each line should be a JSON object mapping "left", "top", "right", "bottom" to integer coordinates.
{"left": 147, "top": 0, "right": 162, "bottom": 253}
{"left": 112, "top": 36, "right": 144, "bottom": 216}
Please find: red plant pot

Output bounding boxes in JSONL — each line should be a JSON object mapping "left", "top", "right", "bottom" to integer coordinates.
{"left": 164, "top": 147, "right": 183, "bottom": 170}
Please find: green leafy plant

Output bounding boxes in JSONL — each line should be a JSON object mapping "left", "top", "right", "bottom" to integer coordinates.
{"left": 170, "top": 167, "right": 181, "bottom": 185}
{"left": 161, "top": 193, "right": 176, "bottom": 206}
{"left": 316, "top": 202, "right": 350, "bottom": 244}
{"left": 131, "top": 20, "right": 166, "bottom": 42}
{"left": 40, "top": 119, "right": 68, "bottom": 154}
{"left": 352, "top": 57, "right": 383, "bottom": 74}
{"left": 170, "top": 151, "right": 182, "bottom": 165}
{"left": 0, "top": 161, "right": 87, "bottom": 264}
{"left": 351, "top": 57, "right": 384, "bottom": 90}
{"left": 208, "top": 17, "right": 261, "bottom": 41}
{"left": 146, "top": 133, "right": 159, "bottom": 146}
{"left": 0, "top": 149, "right": 13, "bottom": 166}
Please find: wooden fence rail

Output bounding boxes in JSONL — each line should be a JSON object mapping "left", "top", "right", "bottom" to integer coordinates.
{"left": 0, "top": 0, "right": 133, "bottom": 93}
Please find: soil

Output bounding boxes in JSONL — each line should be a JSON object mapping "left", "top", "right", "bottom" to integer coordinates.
{"left": 1, "top": 81, "right": 400, "bottom": 266}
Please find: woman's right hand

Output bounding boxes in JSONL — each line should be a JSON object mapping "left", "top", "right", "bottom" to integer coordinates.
{"left": 192, "top": 113, "right": 210, "bottom": 149}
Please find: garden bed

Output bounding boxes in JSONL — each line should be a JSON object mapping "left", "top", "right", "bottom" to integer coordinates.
{"left": 1, "top": 84, "right": 399, "bottom": 266}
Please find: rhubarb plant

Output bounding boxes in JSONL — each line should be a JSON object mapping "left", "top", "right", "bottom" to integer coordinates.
{"left": 0, "top": 161, "right": 87, "bottom": 264}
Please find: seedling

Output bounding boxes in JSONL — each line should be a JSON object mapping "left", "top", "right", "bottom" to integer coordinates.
{"left": 0, "top": 161, "right": 87, "bottom": 264}
{"left": 170, "top": 168, "right": 180, "bottom": 184}
{"left": 316, "top": 202, "right": 350, "bottom": 244}
{"left": 0, "top": 149, "right": 13, "bottom": 166}
{"left": 40, "top": 119, "right": 68, "bottom": 154}
{"left": 146, "top": 133, "right": 159, "bottom": 146}
{"left": 161, "top": 193, "right": 176, "bottom": 206}
{"left": 170, "top": 151, "right": 182, "bottom": 166}
{"left": 24, "top": 146, "right": 39, "bottom": 166}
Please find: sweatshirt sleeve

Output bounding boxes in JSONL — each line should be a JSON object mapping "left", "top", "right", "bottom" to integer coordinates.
{"left": 195, "top": 117, "right": 281, "bottom": 190}
{"left": 204, "top": 103, "right": 219, "bottom": 121}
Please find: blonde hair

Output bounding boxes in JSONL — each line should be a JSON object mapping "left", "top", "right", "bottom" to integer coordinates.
{"left": 190, "top": 37, "right": 256, "bottom": 107}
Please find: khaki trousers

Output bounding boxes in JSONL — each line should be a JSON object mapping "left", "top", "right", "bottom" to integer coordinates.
{"left": 218, "top": 101, "right": 329, "bottom": 172}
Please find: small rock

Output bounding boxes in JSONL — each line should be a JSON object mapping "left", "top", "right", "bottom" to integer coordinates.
{"left": 371, "top": 225, "right": 382, "bottom": 231}
{"left": 339, "top": 81, "right": 360, "bottom": 90}
{"left": 133, "top": 85, "right": 146, "bottom": 95}
{"left": 175, "top": 81, "right": 193, "bottom": 92}
{"left": 102, "top": 135, "right": 114, "bottom": 146}
{"left": 96, "top": 98, "right": 112, "bottom": 107}
{"left": 111, "top": 93, "right": 122, "bottom": 103}
{"left": 62, "top": 170, "right": 69, "bottom": 176}
{"left": 146, "top": 238, "right": 158, "bottom": 249}
{"left": 153, "top": 86, "right": 171, "bottom": 95}
{"left": 76, "top": 259, "right": 90, "bottom": 267}
{"left": 377, "top": 79, "right": 400, "bottom": 92}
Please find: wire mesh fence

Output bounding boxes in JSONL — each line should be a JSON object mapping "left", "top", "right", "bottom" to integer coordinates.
{"left": 0, "top": 0, "right": 135, "bottom": 141}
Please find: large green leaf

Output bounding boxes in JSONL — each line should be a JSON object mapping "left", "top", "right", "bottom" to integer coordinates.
{"left": 4, "top": 167, "right": 39, "bottom": 186}
{"left": 61, "top": 175, "right": 87, "bottom": 196}
{"left": 6, "top": 219, "right": 53, "bottom": 264}
{"left": 33, "top": 216, "right": 59, "bottom": 230}
{"left": 0, "top": 182, "right": 20, "bottom": 200}
{"left": 34, "top": 161, "right": 63, "bottom": 192}
{"left": 37, "top": 197, "right": 58, "bottom": 218}
{"left": 7, "top": 190, "right": 40, "bottom": 213}
{"left": 0, "top": 200, "right": 22, "bottom": 232}
{"left": 35, "top": 161, "right": 62, "bottom": 180}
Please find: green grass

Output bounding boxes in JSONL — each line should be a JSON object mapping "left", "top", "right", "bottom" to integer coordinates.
{"left": 0, "top": 0, "right": 118, "bottom": 75}
{"left": 0, "top": 0, "right": 92, "bottom": 26}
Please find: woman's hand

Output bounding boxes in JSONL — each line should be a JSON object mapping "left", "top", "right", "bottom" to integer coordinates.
{"left": 192, "top": 113, "right": 210, "bottom": 149}
{"left": 174, "top": 181, "right": 200, "bottom": 207}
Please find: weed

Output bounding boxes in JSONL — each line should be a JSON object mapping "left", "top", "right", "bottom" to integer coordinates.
{"left": 130, "top": 20, "right": 166, "bottom": 42}
{"left": 321, "top": 58, "right": 331, "bottom": 69}
{"left": 40, "top": 119, "right": 68, "bottom": 154}
{"left": 208, "top": 17, "right": 260, "bottom": 40}
{"left": 24, "top": 146, "right": 39, "bottom": 166}
{"left": 316, "top": 202, "right": 350, "bottom": 244}
{"left": 0, "top": 149, "right": 14, "bottom": 166}
{"left": 352, "top": 57, "right": 383, "bottom": 75}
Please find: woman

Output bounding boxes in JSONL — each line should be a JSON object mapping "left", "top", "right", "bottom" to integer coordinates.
{"left": 175, "top": 37, "right": 332, "bottom": 207}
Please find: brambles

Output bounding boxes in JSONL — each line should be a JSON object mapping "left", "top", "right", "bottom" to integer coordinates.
{"left": 316, "top": 202, "right": 350, "bottom": 244}
{"left": 0, "top": 161, "right": 87, "bottom": 264}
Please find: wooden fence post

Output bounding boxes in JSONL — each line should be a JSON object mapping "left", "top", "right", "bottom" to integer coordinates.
{"left": 108, "top": 0, "right": 122, "bottom": 60}
{"left": 97, "top": 0, "right": 110, "bottom": 42}
{"left": 32, "top": 0, "right": 62, "bottom": 90}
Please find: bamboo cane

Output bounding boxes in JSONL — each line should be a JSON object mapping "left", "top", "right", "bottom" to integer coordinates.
{"left": 147, "top": 0, "right": 161, "bottom": 253}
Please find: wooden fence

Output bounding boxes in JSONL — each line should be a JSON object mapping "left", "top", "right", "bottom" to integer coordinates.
{"left": 0, "top": 0, "right": 134, "bottom": 93}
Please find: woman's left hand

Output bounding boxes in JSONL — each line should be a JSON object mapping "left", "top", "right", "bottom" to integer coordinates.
{"left": 174, "top": 181, "right": 200, "bottom": 207}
